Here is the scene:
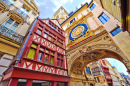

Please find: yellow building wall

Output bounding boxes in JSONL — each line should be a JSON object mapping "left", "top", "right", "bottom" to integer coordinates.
{"left": 62, "top": 1, "right": 130, "bottom": 61}
{"left": 0, "top": 43, "right": 18, "bottom": 56}
{"left": 94, "top": 0, "right": 121, "bottom": 22}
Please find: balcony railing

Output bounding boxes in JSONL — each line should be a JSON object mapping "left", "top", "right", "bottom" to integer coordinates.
{"left": 14, "top": 7, "right": 29, "bottom": 18}
{"left": 0, "top": 24, "right": 24, "bottom": 43}
{"left": 1, "top": 0, "right": 13, "bottom": 7}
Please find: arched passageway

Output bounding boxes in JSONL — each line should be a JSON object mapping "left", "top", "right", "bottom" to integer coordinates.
{"left": 66, "top": 30, "right": 130, "bottom": 86}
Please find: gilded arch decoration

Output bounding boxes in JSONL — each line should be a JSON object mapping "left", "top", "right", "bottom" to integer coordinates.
{"left": 66, "top": 30, "right": 130, "bottom": 76}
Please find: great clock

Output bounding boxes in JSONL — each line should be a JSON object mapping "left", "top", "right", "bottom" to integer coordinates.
{"left": 69, "top": 24, "right": 88, "bottom": 41}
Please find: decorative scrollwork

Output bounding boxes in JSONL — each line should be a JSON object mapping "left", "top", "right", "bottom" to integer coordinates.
{"left": 71, "top": 62, "right": 83, "bottom": 75}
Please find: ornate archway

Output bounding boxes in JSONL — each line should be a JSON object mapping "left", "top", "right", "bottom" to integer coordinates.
{"left": 66, "top": 30, "right": 130, "bottom": 86}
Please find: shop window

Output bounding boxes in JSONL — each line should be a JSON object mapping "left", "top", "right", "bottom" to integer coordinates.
{"left": 43, "top": 33, "right": 47, "bottom": 38}
{"left": 3, "top": 18, "right": 19, "bottom": 31}
{"left": 37, "top": 29, "right": 41, "bottom": 35}
{"left": 90, "top": 3, "right": 96, "bottom": 11}
{"left": 44, "top": 54, "right": 48, "bottom": 62}
{"left": 111, "top": 27, "right": 122, "bottom": 36}
{"left": 50, "top": 56, "right": 53, "bottom": 64}
{"left": 37, "top": 52, "right": 43, "bottom": 61}
{"left": 31, "top": 44, "right": 37, "bottom": 48}
{"left": 57, "top": 82, "right": 66, "bottom": 86}
{"left": 27, "top": 48, "right": 36, "bottom": 59}
{"left": 98, "top": 12, "right": 110, "bottom": 24}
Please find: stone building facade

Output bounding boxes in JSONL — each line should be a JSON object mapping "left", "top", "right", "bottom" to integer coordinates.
{"left": 53, "top": 0, "right": 130, "bottom": 86}
{"left": 0, "top": 0, "right": 39, "bottom": 84}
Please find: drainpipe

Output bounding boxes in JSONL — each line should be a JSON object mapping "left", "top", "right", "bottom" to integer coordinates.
{"left": 16, "top": 17, "right": 38, "bottom": 61}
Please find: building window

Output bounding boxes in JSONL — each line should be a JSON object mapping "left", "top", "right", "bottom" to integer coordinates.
{"left": 38, "top": 26, "right": 42, "bottom": 30}
{"left": 37, "top": 29, "right": 41, "bottom": 35}
{"left": 3, "top": 18, "right": 19, "bottom": 31}
{"left": 52, "top": 38, "right": 55, "bottom": 43}
{"left": 97, "top": 77, "right": 100, "bottom": 82}
{"left": 85, "top": 67, "right": 91, "bottom": 74}
{"left": 51, "top": 51, "right": 54, "bottom": 55}
{"left": 39, "top": 47, "right": 44, "bottom": 51}
{"left": 16, "top": 6, "right": 29, "bottom": 18}
{"left": 94, "top": 78, "right": 97, "bottom": 82}
{"left": 31, "top": 44, "right": 37, "bottom": 48}
{"left": 37, "top": 52, "right": 43, "bottom": 61}
{"left": 61, "top": 60, "right": 63, "bottom": 67}
{"left": 2, "top": 0, "right": 15, "bottom": 6}
{"left": 44, "top": 54, "right": 48, "bottom": 62}
{"left": 48, "top": 36, "right": 51, "bottom": 41}
{"left": 54, "top": 26, "right": 56, "bottom": 30}
{"left": 111, "top": 27, "right": 122, "bottom": 36}
{"left": 57, "top": 41, "right": 59, "bottom": 46}
{"left": 90, "top": 3, "right": 96, "bottom": 11}
{"left": 70, "top": 18, "right": 75, "bottom": 24}
{"left": 50, "top": 56, "right": 54, "bottom": 64}
{"left": 61, "top": 55, "right": 63, "bottom": 59}
{"left": 57, "top": 59, "right": 59, "bottom": 66}
{"left": 43, "top": 33, "right": 47, "bottom": 38}
{"left": 27, "top": 48, "right": 36, "bottom": 59}
{"left": 98, "top": 12, "right": 110, "bottom": 24}
{"left": 46, "top": 49, "right": 49, "bottom": 53}
{"left": 102, "top": 60, "right": 106, "bottom": 65}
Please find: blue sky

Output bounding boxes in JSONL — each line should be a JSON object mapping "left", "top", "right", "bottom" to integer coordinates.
{"left": 34, "top": 0, "right": 92, "bottom": 18}
{"left": 33, "top": 0, "right": 129, "bottom": 75}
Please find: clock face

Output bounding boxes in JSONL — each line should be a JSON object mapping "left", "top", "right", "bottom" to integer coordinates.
{"left": 69, "top": 24, "right": 88, "bottom": 41}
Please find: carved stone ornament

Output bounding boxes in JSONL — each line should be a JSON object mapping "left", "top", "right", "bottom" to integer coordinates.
{"left": 67, "top": 31, "right": 128, "bottom": 76}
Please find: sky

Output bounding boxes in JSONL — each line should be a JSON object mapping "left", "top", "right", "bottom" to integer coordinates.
{"left": 34, "top": 0, "right": 92, "bottom": 18}
{"left": 33, "top": 0, "right": 129, "bottom": 75}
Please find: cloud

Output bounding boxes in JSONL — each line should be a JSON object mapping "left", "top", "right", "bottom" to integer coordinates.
{"left": 51, "top": 0, "right": 69, "bottom": 11}
{"left": 106, "top": 58, "right": 114, "bottom": 63}
{"left": 78, "top": 0, "right": 92, "bottom": 8}
{"left": 34, "top": 0, "right": 46, "bottom": 6}
{"left": 70, "top": 0, "right": 73, "bottom": 3}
